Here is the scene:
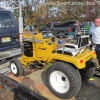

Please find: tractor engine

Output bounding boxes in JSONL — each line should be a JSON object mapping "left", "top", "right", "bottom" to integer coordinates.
{"left": 24, "top": 41, "right": 33, "bottom": 57}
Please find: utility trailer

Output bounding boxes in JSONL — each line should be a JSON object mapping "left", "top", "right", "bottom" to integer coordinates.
{"left": 0, "top": 62, "right": 76, "bottom": 100}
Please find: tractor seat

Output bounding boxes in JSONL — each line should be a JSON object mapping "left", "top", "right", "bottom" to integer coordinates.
{"left": 57, "top": 35, "right": 90, "bottom": 56}
{"left": 57, "top": 44, "right": 80, "bottom": 56}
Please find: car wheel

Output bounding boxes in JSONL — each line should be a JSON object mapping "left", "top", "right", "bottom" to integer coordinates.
{"left": 58, "top": 31, "right": 65, "bottom": 38}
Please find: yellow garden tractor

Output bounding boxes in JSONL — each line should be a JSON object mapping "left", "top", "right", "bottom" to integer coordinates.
{"left": 10, "top": 31, "right": 97, "bottom": 99}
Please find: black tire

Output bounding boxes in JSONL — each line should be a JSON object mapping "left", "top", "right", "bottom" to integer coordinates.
{"left": 46, "top": 61, "right": 82, "bottom": 99}
{"left": 80, "top": 60, "right": 96, "bottom": 80}
{"left": 10, "top": 58, "right": 24, "bottom": 77}
{"left": 58, "top": 31, "right": 65, "bottom": 38}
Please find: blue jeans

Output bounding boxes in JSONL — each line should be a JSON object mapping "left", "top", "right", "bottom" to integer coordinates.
{"left": 95, "top": 46, "right": 100, "bottom": 65}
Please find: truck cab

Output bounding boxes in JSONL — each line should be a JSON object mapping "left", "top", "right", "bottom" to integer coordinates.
{"left": 0, "top": 8, "right": 20, "bottom": 51}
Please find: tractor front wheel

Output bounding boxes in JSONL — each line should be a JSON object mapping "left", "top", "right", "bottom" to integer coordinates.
{"left": 46, "top": 61, "right": 82, "bottom": 99}
{"left": 10, "top": 58, "right": 24, "bottom": 77}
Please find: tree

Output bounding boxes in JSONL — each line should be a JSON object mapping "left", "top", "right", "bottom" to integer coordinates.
{"left": 84, "top": 0, "right": 100, "bottom": 21}
{"left": 3, "top": 0, "right": 40, "bottom": 24}
{"left": 2, "top": 0, "right": 100, "bottom": 26}
{"left": 49, "top": 0, "right": 88, "bottom": 22}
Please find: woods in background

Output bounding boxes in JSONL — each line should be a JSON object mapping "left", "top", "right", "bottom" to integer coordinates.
{"left": 3, "top": 0, "right": 100, "bottom": 28}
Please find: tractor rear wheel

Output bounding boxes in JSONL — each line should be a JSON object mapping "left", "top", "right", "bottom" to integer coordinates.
{"left": 80, "top": 60, "right": 96, "bottom": 81}
{"left": 10, "top": 58, "right": 24, "bottom": 77}
{"left": 46, "top": 61, "right": 82, "bottom": 99}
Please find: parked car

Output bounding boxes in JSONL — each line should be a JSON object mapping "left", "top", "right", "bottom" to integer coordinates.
{"left": 39, "top": 21, "right": 79, "bottom": 38}
{"left": 39, "top": 22, "right": 61, "bottom": 34}
{"left": 0, "top": 8, "right": 20, "bottom": 51}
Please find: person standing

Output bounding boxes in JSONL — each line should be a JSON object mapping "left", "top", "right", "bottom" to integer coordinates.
{"left": 89, "top": 16, "right": 100, "bottom": 65}
{"left": 74, "top": 21, "right": 81, "bottom": 38}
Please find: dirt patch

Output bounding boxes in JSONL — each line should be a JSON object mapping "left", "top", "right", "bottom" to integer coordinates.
{"left": 0, "top": 88, "right": 19, "bottom": 100}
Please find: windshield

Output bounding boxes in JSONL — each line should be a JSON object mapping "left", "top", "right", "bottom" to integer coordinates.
{"left": 83, "top": 22, "right": 93, "bottom": 26}
{"left": 53, "top": 22, "right": 61, "bottom": 26}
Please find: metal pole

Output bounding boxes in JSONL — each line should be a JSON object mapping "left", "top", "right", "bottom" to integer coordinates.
{"left": 19, "top": 5, "right": 24, "bottom": 53}
{"left": 19, "top": 5, "right": 23, "bottom": 43}
{"left": 84, "top": 28, "right": 85, "bottom": 35}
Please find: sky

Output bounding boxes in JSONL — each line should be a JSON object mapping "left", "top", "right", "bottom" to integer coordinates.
{"left": 0, "top": 1, "right": 11, "bottom": 10}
